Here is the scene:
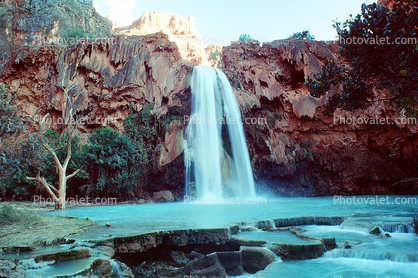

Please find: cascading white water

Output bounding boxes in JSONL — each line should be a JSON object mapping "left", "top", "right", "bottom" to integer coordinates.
{"left": 184, "top": 66, "right": 256, "bottom": 201}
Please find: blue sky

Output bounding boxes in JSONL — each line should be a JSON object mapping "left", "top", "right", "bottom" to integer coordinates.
{"left": 93, "top": 0, "right": 377, "bottom": 45}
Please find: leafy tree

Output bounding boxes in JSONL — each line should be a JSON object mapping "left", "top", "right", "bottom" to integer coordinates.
{"left": 0, "top": 134, "right": 45, "bottom": 199}
{"left": 82, "top": 127, "right": 139, "bottom": 199}
{"left": 289, "top": 30, "right": 315, "bottom": 40}
{"left": 307, "top": 1, "right": 418, "bottom": 116}
{"left": 239, "top": 34, "right": 252, "bottom": 42}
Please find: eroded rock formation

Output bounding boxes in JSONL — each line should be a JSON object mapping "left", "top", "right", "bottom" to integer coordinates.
{"left": 0, "top": 31, "right": 192, "bottom": 197}
{"left": 222, "top": 39, "right": 418, "bottom": 195}
{"left": 116, "top": 11, "right": 208, "bottom": 65}
{"left": 0, "top": 0, "right": 115, "bottom": 65}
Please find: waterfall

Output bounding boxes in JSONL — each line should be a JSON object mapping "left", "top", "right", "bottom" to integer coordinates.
{"left": 111, "top": 260, "right": 123, "bottom": 278}
{"left": 184, "top": 66, "right": 256, "bottom": 201}
{"left": 381, "top": 223, "right": 414, "bottom": 233}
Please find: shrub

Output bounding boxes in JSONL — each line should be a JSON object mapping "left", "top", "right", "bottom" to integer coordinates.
{"left": 289, "top": 30, "right": 315, "bottom": 40}
{"left": 63, "top": 27, "right": 95, "bottom": 44}
{"left": 239, "top": 34, "right": 252, "bottom": 42}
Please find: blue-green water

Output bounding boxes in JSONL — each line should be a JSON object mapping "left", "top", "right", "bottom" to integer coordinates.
{"left": 36, "top": 196, "right": 418, "bottom": 278}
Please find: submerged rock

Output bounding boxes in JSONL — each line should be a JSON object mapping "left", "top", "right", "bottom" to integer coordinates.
{"left": 240, "top": 247, "right": 276, "bottom": 274}
{"left": 369, "top": 227, "right": 382, "bottom": 235}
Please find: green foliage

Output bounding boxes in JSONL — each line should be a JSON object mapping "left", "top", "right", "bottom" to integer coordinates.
{"left": 0, "top": 83, "right": 24, "bottom": 140}
{"left": 208, "top": 50, "right": 224, "bottom": 68}
{"left": 239, "top": 34, "right": 252, "bottom": 42}
{"left": 289, "top": 30, "right": 315, "bottom": 40}
{"left": 0, "top": 128, "right": 85, "bottom": 199}
{"left": 307, "top": 0, "right": 418, "bottom": 117}
{"left": 0, "top": 134, "right": 45, "bottom": 198}
{"left": 81, "top": 127, "right": 140, "bottom": 198}
{"left": 63, "top": 27, "right": 95, "bottom": 44}
{"left": 0, "top": 204, "right": 38, "bottom": 225}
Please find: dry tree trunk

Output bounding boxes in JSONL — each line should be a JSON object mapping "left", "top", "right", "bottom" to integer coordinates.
{"left": 26, "top": 84, "right": 82, "bottom": 210}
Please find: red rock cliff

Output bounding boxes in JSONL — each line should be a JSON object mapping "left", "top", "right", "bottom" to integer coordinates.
{"left": 222, "top": 39, "right": 418, "bottom": 196}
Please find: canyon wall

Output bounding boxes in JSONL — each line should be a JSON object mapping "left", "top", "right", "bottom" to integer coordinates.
{"left": 1, "top": 0, "right": 417, "bottom": 198}
{"left": 222, "top": 39, "right": 418, "bottom": 196}
{"left": 0, "top": 0, "right": 115, "bottom": 65}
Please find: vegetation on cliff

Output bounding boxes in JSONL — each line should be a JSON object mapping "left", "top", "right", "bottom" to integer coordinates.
{"left": 307, "top": 0, "right": 418, "bottom": 117}
{"left": 288, "top": 30, "right": 315, "bottom": 40}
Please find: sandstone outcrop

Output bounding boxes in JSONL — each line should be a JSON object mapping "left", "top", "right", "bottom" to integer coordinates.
{"left": 117, "top": 11, "right": 208, "bottom": 65}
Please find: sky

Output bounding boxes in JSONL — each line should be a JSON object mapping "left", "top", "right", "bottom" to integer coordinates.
{"left": 93, "top": 0, "right": 377, "bottom": 46}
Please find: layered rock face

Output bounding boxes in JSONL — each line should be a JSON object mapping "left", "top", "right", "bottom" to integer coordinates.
{"left": 222, "top": 39, "right": 418, "bottom": 195}
{"left": 0, "top": 0, "right": 115, "bottom": 65}
{"left": 116, "top": 11, "right": 208, "bottom": 65}
{"left": 0, "top": 32, "right": 192, "bottom": 196}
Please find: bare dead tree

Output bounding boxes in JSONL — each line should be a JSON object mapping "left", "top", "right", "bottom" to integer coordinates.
{"left": 26, "top": 84, "right": 82, "bottom": 210}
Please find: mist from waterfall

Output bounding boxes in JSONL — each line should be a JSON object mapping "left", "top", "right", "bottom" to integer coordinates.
{"left": 184, "top": 66, "right": 256, "bottom": 201}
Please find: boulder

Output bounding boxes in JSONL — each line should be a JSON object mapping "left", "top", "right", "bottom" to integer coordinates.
{"left": 153, "top": 190, "right": 175, "bottom": 203}
{"left": 369, "top": 227, "right": 382, "bottom": 235}
{"left": 240, "top": 247, "right": 276, "bottom": 274}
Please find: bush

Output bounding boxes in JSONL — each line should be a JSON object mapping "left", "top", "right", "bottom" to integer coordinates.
{"left": 239, "top": 34, "right": 252, "bottom": 42}
{"left": 289, "top": 30, "right": 315, "bottom": 40}
{"left": 63, "top": 27, "right": 95, "bottom": 44}
{"left": 81, "top": 127, "right": 140, "bottom": 199}
{"left": 0, "top": 204, "right": 38, "bottom": 225}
